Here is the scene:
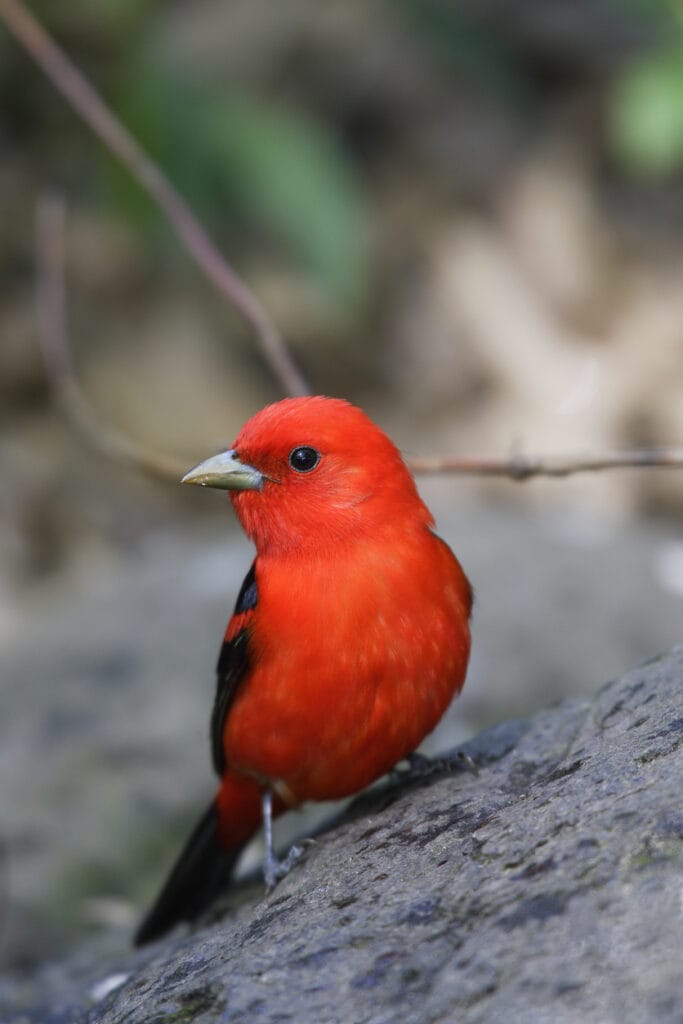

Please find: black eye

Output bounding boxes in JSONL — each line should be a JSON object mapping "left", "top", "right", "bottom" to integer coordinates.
{"left": 288, "top": 446, "right": 320, "bottom": 473}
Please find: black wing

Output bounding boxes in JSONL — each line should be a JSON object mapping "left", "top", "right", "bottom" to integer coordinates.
{"left": 210, "top": 561, "right": 257, "bottom": 776}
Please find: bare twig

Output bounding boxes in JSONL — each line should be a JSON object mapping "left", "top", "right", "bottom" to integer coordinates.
{"left": 36, "top": 195, "right": 184, "bottom": 482}
{"left": 37, "top": 194, "right": 683, "bottom": 482}
{"left": 37, "top": 194, "right": 683, "bottom": 485}
{"left": 1, "top": 0, "right": 309, "bottom": 398}
{"left": 15, "top": 1, "right": 683, "bottom": 486}
{"left": 407, "top": 450, "right": 683, "bottom": 480}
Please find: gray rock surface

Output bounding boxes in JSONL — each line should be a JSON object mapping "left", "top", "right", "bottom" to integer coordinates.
{"left": 2, "top": 645, "right": 682, "bottom": 1024}
{"left": 2, "top": 499, "right": 682, "bottom": 970}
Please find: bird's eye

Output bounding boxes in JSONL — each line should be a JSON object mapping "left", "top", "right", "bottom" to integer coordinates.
{"left": 288, "top": 446, "right": 321, "bottom": 473}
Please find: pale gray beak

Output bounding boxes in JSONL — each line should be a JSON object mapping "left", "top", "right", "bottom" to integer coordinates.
{"left": 181, "top": 450, "right": 264, "bottom": 491}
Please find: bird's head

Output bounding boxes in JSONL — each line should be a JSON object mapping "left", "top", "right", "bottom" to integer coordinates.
{"left": 182, "top": 396, "right": 432, "bottom": 556}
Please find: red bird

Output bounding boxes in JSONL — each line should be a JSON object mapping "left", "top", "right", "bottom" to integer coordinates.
{"left": 135, "top": 396, "right": 472, "bottom": 945}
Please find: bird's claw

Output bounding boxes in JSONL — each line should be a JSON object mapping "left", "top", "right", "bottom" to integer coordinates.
{"left": 450, "top": 750, "right": 479, "bottom": 777}
{"left": 264, "top": 839, "right": 315, "bottom": 892}
{"left": 391, "top": 749, "right": 479, "bottom": 784}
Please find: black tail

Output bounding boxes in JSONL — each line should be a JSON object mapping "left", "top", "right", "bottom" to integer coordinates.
{"left": 134, "top": 801, "right": 243, "bottom": 946}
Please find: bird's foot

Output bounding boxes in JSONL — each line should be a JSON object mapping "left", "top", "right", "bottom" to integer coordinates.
{"left": 391, "top": 750, "right": 479, "bottom": 784}
{"left": 261, "top": 788, "right": 315, "bottom": 892}
{"left": 390, "top": 751, "right": 438, "bottom": 781}
{"left": 447, "top": 750, "right": 479, "bottom": 777}
{"left": 264, "top": 839, "right": 315, "bottom": 892}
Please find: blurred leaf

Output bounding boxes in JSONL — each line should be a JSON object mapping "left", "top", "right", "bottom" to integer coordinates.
{"left": 610, "top": 48, "right": 683, "bottom": 176}
{"left": 200, "top": 91, "right": 369, "bottom": 309}
{"left": 105, "top": 64, "right": 369, "bottom": 310}
{"left": 615, "top": 0, "right": 683, "bottom": 29}
{"left": 104, "top": 65, "right": 209, "bottom": 231}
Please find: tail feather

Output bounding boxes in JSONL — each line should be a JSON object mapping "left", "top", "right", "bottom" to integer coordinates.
{"left": 134, "top": 800, "right": 242, "bottom": 946}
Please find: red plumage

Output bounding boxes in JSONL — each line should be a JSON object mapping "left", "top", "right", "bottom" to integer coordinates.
{"left": 135, "top": 397, "right": 471, "bottom": 945}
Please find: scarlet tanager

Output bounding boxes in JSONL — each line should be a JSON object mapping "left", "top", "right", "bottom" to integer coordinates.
{"left": 135, "top": 396, "right": 472, "bottom": 945}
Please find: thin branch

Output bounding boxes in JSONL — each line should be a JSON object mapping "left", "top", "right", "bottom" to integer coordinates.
{"left": 1, "top": 0, "right": 309, "bottom": 398}
{"left": 36, "top": 195, "right": 184, "bottom": 482}
{"left": 37, "top": 195, "right": 682, "bottom": 487}
{"left": 17, "top": 3, "right": 683, "bottom": 486}
{"left": 407, "top": 450, "right": 683, "bottom": 479}
{"left": 36, "top": 196, "right": 683, "bottom": 483}
{"left": 37, "top": 194, "right": 683, "bottom": 485}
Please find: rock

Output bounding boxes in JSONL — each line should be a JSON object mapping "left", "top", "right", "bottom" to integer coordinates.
{"left": 2, "top": 502, "right": 682, "bottom": 970}
{"left": 2, "top": 646, "right": 681, "bottom": 1024}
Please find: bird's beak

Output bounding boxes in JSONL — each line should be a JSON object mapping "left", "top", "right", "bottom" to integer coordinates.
{"left": 181, "top": 450, "right": 264, "bottom": 491}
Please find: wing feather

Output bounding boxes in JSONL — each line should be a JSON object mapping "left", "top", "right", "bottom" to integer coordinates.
{"left": 210, "top": 561, "right": 257, "bottom": 775}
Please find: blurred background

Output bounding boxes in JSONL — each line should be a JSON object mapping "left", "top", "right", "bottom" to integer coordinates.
{"left": 1, "top": 0, "right": 683, "bottom": 978}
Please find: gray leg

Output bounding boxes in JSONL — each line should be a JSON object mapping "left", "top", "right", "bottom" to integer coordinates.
{"left": 260, "top": 789, "right": 309, "bottom": 891}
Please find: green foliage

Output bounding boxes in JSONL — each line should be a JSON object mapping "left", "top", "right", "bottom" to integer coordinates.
{"left": 105, "top": 65, "right": 369, "bottom": 310}
{"left": 610, "top": 46, "right": 683, "bottom": 176}
{"left": 393, "top": 0, "right": 531, "bottom": 101}
{"left": 201, "top": 92, "right": 369, "bottom": 309}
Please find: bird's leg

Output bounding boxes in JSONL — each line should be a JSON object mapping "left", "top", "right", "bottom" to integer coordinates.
{"left": 391, "top": 750, "right": 479, "bottom": 784}
{"left": 261, "top": 788, "right": 277, "bottom": 888}
{"left": 260, "top": 789, "right": 309, "bottom": 891}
